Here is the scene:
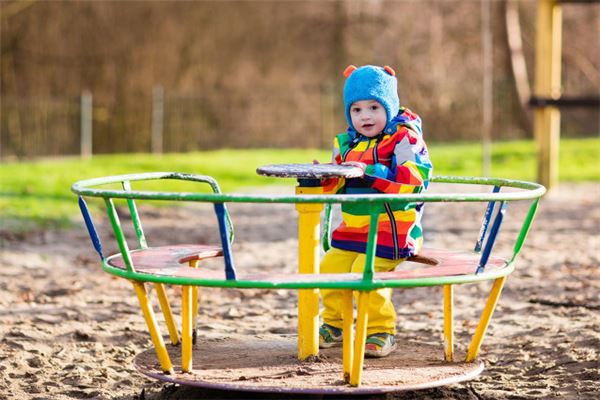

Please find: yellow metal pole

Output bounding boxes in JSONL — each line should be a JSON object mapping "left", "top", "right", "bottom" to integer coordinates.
{"left": 443, "top": 284, "right": 454, "bottom": 362}
{"left": 192, "top": 288, "right": 199, "bottom": 337}
{"left": 132, "top": 281, "right": 174, "bottom": 374}
{"left": 295, "top": 185, "right": 324, "bottom": 360}
{"left": 181, "top": 285, "right": 193, "bottom": 372}
{"left": 190, "top": 260, "right": 200, "bottom": 342}
{"left": 534, "top": 0, "right": 562, "bottom": 189}
{"left": 154, "top": 283, "right": 179, "bottom": 345}
{"left": 341, "top": 290, "right": 354, "bottom": 383}
{"left": 466, "top": 277, "right": 507, "bottom": 362}
{"left": 350, "top": 291, "right": 370, "bottom": 387}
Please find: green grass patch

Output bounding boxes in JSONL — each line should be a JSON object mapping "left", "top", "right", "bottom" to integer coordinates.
{"left": 0, "top": 149, "right": 331, "bottom": 230}
{"left": 431, "top": 137, "right": 600, "bottom": 182}
{"left": 1, "top": 138, "right": 598, "bottom": 230}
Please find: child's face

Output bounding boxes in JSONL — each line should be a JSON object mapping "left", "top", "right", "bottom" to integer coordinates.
{"left": 349, "top": 100, "right": 387, "bottom": 137}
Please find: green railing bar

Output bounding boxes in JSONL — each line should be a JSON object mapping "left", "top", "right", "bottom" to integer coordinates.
{"left": 73, "top": 186, "right": 545, "bottom": 204}
{"left": 362, "top": 209, "right": 380, "bottom": 283}
{"left": 73, "top": 172, "right": 540, "bottom": 190}
{"left": 72, "top": 173, "right": 546, "bottom": 204}
{"left": 104, "top": 198, "right": 135, "bottom": 273}
{"left": 123, "top": 180, "right": 148, "bottom": 249}
{"left": 101, "top": 258, "right": 515, "bottom": 290}
{"left": 510, "top": 198, "right": 540, "bottom": 264}
{"left": 322, "top": 204, "right": 333, "bottom": 252}
{"left": 74, "top": 172, "right": 220, "bottom": 189}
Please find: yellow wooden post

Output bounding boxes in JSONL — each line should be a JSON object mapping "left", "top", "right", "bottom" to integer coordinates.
{"left": 295, "top": 185, "right": 324, "bottom": 360}
{"left": 181, "top": 285, "right": 193, "bottom": 372}
{"left": 350, "top": 291, "right": 370, "bottom": 387}
{"left": 341, "top": 290, "right": 354, "bottom": 383}
{"left": 466, "top": 276, "right": 507, "bottom": 362}
{"left": 154, "top": 283, "right": 179, "bottom": 345}
{"left": 534, "top": 0, "right": 562, "bottom": 189}
{"left": 132, "top": 281, "right": 174, "bottom": 374}
{"left": 443, "top": 284, "right": 454, "bottom": 362}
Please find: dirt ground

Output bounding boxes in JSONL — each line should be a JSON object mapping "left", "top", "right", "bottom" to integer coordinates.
{"left": 0, "top": 183, "right": 598, "bottom": 400}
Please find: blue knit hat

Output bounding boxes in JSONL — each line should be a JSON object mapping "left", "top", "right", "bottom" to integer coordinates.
{"left": 343, "top": 65, "right": 399, "bottom": 131}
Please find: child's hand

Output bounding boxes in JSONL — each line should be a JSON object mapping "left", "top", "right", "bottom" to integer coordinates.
{"left": 341, "top": 161, "right": 367, "bottom": 175}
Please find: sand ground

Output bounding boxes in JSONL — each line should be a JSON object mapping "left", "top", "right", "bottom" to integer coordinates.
{"left": 0, "top": 183, "right": 598, "bottom": 399}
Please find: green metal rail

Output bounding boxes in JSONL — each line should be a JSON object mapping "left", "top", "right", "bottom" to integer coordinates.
{"left": 72, "top": 173, "right": 545, "bottom": 204}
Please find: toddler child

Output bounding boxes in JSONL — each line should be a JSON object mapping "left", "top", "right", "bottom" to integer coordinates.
{"left": 319, "top": 64, "right": 433, "bottom": 357}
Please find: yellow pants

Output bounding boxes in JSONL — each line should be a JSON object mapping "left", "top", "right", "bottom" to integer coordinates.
{"left": 320, "top": 247, "right": 403, "bottom": 336}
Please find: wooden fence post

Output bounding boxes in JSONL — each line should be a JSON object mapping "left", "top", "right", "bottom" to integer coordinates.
{"left": 80, "top": 90, "right": 92, "bottom": 158}
{"left": 320, "top": 83, "right": 335, "bottom": 150}
{"left": 534, "top": 0, "right": 562, "bottom": 189}
{"left": 152, "top": 86, "right": 164, "bottom": 154}
{"left": 481, "top": 0, "right": 493, "bottom": 177}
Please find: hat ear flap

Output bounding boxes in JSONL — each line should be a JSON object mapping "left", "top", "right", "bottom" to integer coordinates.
{"left": 343, "top": 65, "right": 358, "bottom": 78}
{"left": 383, "top": 65, "right": 396, "bottom": 76}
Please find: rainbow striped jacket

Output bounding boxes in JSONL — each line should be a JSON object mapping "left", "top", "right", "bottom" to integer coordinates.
{"left": 322, "top": 107, "right": 433, "bottom": 260}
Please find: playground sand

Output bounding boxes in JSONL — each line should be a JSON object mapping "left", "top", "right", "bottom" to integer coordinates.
{"left": 0, "top": 183, "right": 598, "bottom": 399}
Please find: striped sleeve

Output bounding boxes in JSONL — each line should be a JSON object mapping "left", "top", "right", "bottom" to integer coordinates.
{"left": 321, "top": 136, "right": 346, "bottom": 194}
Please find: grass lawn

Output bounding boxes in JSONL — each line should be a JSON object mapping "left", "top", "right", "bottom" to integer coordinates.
{"left": 1, "top": 138, "right": 598, "bottom": 230}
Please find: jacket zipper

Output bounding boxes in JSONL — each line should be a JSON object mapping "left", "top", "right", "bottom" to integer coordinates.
{"left": 373, "top": 134, "right": 383, "bottom": 164}
{"left": 384, "top": 203, "right": 400, "bottom": 259}
{"left": 345, "top": 135, "right": 397, "bottom": 257}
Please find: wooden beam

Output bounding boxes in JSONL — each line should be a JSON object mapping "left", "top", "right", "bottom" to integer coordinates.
{"left": 534, "top": 0, "right": 562, "bottom": 189}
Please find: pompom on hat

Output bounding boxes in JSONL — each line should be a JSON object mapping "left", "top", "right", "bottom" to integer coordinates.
{"left": 343, "top": 65, "right": 400, "bottom": 131}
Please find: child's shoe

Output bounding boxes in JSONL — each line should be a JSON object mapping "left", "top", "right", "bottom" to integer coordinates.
{"left": 364, "top": 333, "right": 396, "bottom": 357}
{"left": 319, "top": 323, "right": 343, "bottom": 348}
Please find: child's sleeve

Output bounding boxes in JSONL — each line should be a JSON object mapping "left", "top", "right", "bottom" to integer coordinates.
{"left": 363, "top": 128, "right": 433, "bottom": 194}
{"left": 321, "top": 136, "right": 346, "bottom": 194}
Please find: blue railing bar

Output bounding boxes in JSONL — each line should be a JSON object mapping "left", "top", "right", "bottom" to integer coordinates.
{"left": 78, "top": 196, "right": 104, "bottom": 260}
{"left": 476, "top": 201, "right": 507, "bottom": 274}
{"left": 474, "top": 185, "right": 501, "bottom": 252}
{"left": 214, "top": 203, "right": 237, "bottom": 280}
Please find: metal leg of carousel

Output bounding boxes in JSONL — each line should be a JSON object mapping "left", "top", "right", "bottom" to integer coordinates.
{"left": 192, "top": 286, "right": 200, "bottom": 345}
{"left": 190, "top": 260, "right": 200, "bottom": 345}
{"left": 154, "top": 283, "right": 180, "bottom": 345}
{"left": 181, "top": 259, "right": 202, "bottom": 372}
{"left": 350, "top": 291, "right": 371, "bottom": 387}
{"left": 295, "top": 186, "right": 323, "bottom": 360}
{"left": 132, "top": 281, "right": 174, "bottom": 374}
{"left": 466, "top": 276, "right": 507, "bottom": 362}
{"left": 444, "top": 284, "right": 454, "bottom": 361}
{"left": 181, "top": 284, "right": 193, "bottom": 372}
{"left": 341, "top": 290, "right": 354, "bottom": 383}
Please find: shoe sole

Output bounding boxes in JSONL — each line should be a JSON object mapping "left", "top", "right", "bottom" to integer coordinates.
{"left": 319, "top": 340, "right": 343, "bottom": 349}
{"left": 364, "top": 342, "right": 397, "bottom": 358}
